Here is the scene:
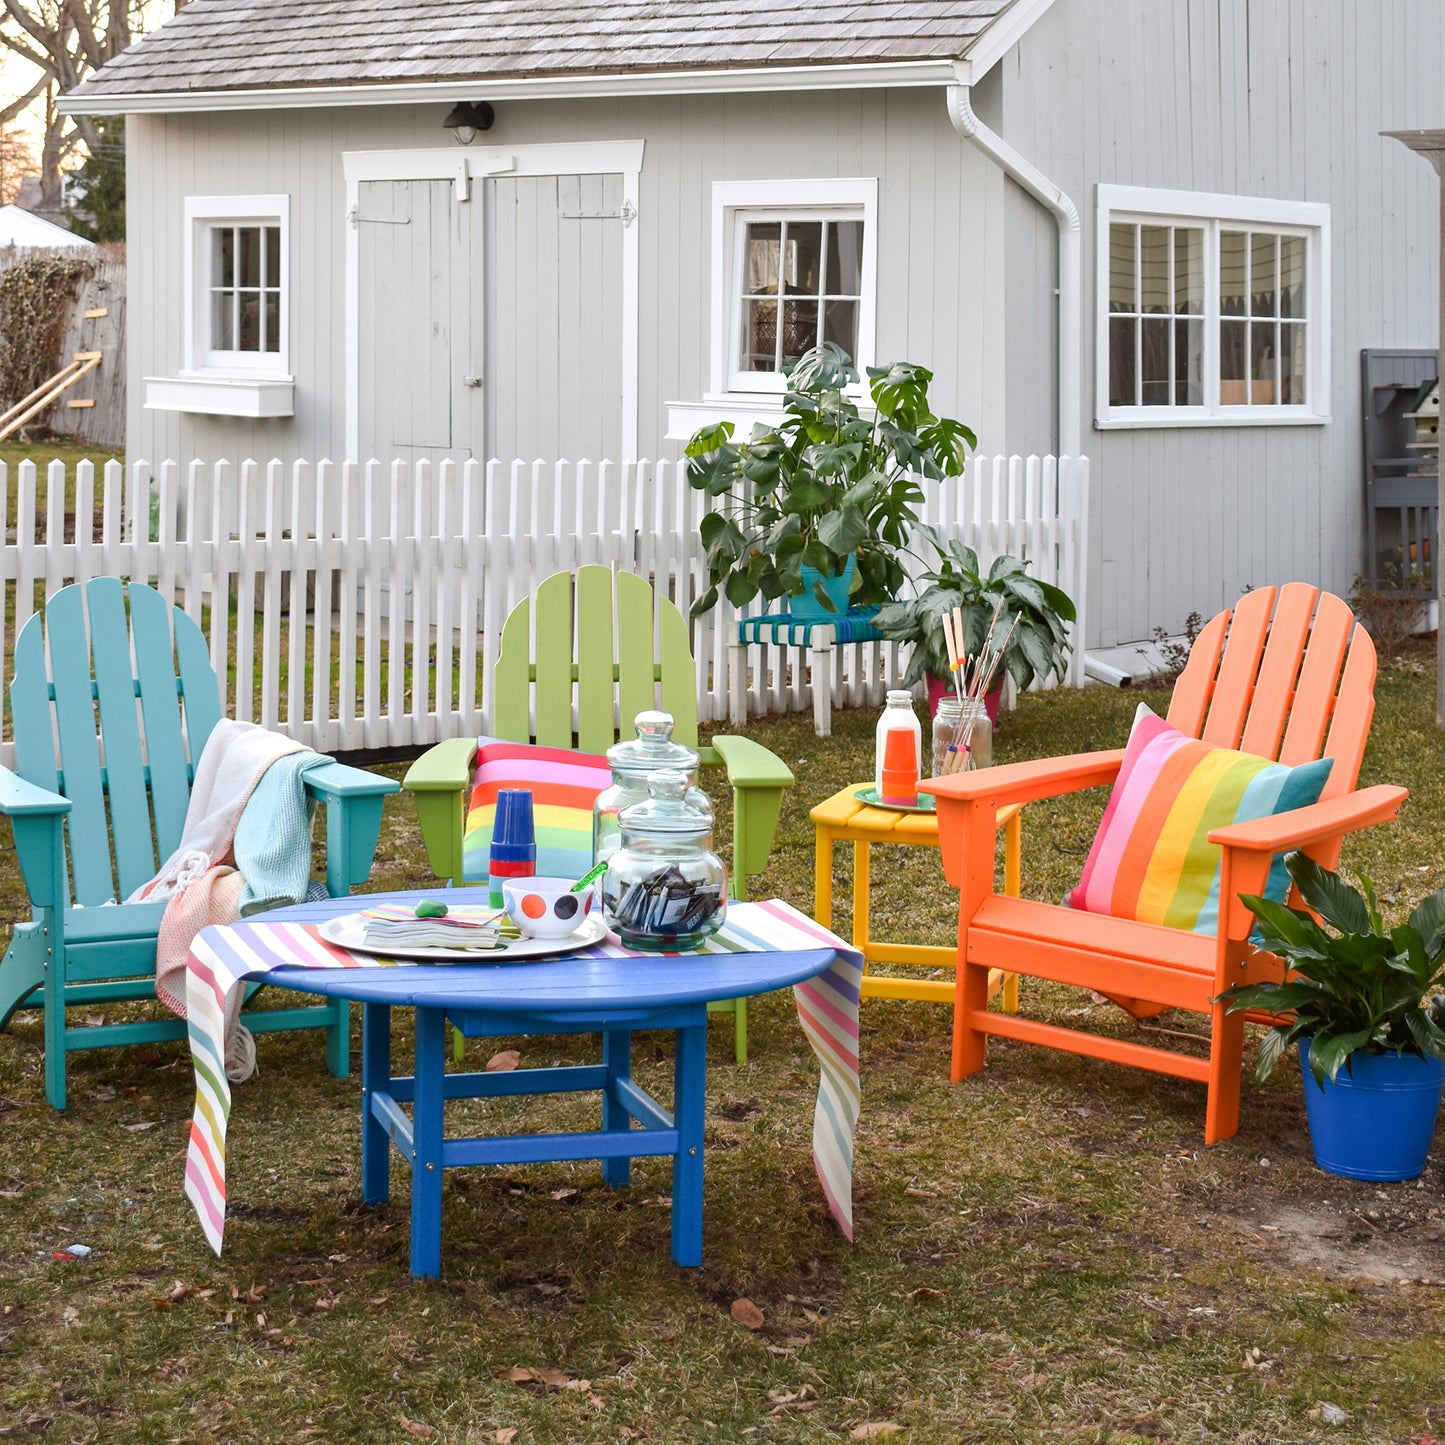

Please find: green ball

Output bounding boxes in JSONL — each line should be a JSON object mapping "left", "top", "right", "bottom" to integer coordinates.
{"left": 414, "top": 899, "right": 449, "bottom": 918}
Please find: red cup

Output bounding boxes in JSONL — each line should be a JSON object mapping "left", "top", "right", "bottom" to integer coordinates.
{"left": 880, "top": 727, "right": 918, "bottom": 805}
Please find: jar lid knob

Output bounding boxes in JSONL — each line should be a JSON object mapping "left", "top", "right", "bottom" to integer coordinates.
{"left": 634, "top": 710, "right": 674, "bottom": 741}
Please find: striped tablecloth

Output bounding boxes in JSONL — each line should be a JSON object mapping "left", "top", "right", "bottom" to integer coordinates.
{"left": 184, "top": 899, "right": 862, "bottom": 1253}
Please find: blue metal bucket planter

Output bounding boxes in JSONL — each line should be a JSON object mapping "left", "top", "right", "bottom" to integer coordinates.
{"left": 1298, "top": 1039, "right": 1445, "bottom": 1181}
{"left": 792, "top": 556, "right": 857, "bottom": 621}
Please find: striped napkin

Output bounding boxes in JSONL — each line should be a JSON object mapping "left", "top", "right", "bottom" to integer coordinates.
{"left": 183, "top": 899, "right": 862, "bottom": 1254}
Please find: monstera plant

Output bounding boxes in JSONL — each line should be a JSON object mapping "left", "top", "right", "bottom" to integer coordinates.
{"left": 684, "top": 343, "right": 976, "bottom": 617}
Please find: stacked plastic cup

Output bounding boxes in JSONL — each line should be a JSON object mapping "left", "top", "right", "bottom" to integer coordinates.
{"left": 488, "top": 788, "right": 537, "bottom": 907}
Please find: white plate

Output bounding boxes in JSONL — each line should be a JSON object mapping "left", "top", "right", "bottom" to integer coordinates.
{"left": 318, "top": 911, "right": 609, "bottom": 963}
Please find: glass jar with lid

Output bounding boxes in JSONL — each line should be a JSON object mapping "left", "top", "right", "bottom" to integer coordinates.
{"left": 931, "top": 695, "right": 993, "bottom": 776}
{"left": 602, "top": 770, "right": 727, "bottom": 950}
{"left": 593, "top": 710, "right": 713, "bottom": 865}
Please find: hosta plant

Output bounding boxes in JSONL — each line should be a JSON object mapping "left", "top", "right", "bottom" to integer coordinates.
{"left": 1221, "top": 851, "right": 1445, "bottom": 1086}
{"left": 684, "top": 343, "right": 975, "bottom": 617}
{"left": 871, "top": 525, "right": 1076, "bottom": 692}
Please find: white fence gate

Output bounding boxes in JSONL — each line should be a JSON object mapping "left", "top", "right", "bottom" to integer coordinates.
{"left": 0, "top": 454, "right": 1088, "bottom": 764}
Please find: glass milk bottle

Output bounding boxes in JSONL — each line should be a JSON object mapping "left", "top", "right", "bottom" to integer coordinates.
{"left": 874, "top": 689, "right": 922, "bottom": 805}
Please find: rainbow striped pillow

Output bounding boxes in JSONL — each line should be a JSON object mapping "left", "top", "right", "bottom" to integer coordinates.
{"left": 461, "top": 740, "right": 611, "bottom": 886}
{"left": 1068, "top": 704, "right": 1332, "bottom": 934}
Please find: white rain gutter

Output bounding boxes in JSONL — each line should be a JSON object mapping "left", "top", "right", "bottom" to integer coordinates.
{"left": 946, "top": 76, "right": 1089, "bottom": 682}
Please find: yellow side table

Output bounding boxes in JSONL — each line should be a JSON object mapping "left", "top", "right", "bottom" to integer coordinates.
{"left": 811, "top": 782, "right": 1021, "bottom": 1010}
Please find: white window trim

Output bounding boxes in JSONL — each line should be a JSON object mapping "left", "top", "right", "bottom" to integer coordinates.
{"left": 709, "top": 177, "right": 878, "bottom": 398}
{"left": 181, "top": 194, "right": 292, "bottom": 379}
{"left": 1094, "top": 184, "right": 1331, "bottom": 430}
{"left": 143, "top": 195, "right": 295, "bottom": 417}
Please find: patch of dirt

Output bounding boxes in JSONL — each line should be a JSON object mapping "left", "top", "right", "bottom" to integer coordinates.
{"left": 1226, "top": 1194, "right": 1445, "bottom": 1284}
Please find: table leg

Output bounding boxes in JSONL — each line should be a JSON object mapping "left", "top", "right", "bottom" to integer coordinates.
{"left": 670, "top": 1023, "right": 706, "bottom": 1267}
{"left": 810, "top": 630, "right": 833, "bottom": 737}
{"left": 602, "top": 1028, "right": 632, "bottom": 1188}
{"left": 853, "top": 838, "right": 871, "bottom": 964}
{"left": 409, "top": 1006, "right": 446, "bottom": 1281}
{"left": 814, "top": 827, "right": 835, "bottom": 932}
{"left": 361, "top": 1001, "right": 391, "bottom": 1206}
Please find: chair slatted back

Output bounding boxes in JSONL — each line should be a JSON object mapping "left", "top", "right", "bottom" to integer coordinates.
{"left": 492, "top": 567, "right": 698, "bottom": 755}
{"left": 1166, "top": 582, "right": 1376, "bottom": 819}
{"left": 10, "top": 578, "right": 222, "bottom": 907}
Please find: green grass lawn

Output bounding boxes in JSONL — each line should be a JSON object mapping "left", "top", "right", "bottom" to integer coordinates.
{"left": 1, "top": 660, "right": 1444, "bottom": 1443}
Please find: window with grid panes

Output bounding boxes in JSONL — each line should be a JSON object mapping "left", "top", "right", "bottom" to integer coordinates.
{"left": 734, "top": 213, "right": 865, "bottom": 383}
{"left": 1097, "top": 187, "right": 1327, "bottom": 426}
{"left": 185, "top": 196, "right": 289, "bottom": 376}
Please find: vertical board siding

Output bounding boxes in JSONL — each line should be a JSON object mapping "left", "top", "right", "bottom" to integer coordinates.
{"left": 1002, "top": 0, "right": 1445, "bottom": 647}
{"left": 0, "top": 453, "right": 1086, "bottom": 767}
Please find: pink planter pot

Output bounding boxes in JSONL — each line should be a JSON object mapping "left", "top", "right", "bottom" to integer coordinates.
{"left": 926, "top": 672, "right": 1002, "bottom": 723}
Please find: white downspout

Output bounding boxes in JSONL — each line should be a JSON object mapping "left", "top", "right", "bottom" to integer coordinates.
{"left": 947, "top": 79, "right": 1089, "bottom": 682}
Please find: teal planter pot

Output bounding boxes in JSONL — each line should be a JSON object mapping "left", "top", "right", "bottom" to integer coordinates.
{"left": 1298, "top": 1039, "right": 1445, "bottom": 1181}
{"left": 792, "top": 556, "right": 857, "bottom": 621}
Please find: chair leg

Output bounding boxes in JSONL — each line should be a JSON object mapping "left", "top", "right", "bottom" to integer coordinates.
{"left": 1203, "top": 1001, "right": 1245, "bottom": 1145}
{"left": 326, "top": 997, "right": 351, "bottom": 1078}
{"left": 950, "top": 958, "right": 991, "bottom": 1082}
{"left": 0, "top": 933, "right": 44, "bottom": 1033}
{"left": 43, "top": 935, "right": 67, "bottom": 1111}
{"left": 732, "top": 997, "right": 747, "bottom": 1064}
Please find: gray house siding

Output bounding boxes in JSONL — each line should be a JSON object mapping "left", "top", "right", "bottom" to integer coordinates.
{"left": 998, "top": 0, "right": 1444, "bottom": 647}
{"left": 127, "top": 87, "right": 1011, "bottom": 469}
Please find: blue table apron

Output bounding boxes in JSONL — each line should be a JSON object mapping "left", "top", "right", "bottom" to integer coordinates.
{"left": 248, "top": 891, "right": 837, "bottom": 1279}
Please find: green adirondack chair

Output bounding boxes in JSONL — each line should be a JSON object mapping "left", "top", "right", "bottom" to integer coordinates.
{"left": 0, "top": 578, "right": 400, "bottom": 1109}
{"left": 403, "top": 566, "right": 795, "bottom": 1063}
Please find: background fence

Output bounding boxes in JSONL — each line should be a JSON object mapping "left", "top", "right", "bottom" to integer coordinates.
{"left": 0, "top": 452, "right": 1088, "bottom": 764}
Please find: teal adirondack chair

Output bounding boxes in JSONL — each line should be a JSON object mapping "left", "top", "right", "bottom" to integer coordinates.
{"left": 0, "top": 578, "right": 400, "bottom": 1109}
{"left": 403, "top": 566, "right": 794, "bottom": 1063}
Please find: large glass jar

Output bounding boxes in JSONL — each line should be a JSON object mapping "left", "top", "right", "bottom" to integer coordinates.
{"left": 602, "top": 771, "right": 727, "bottom": 951}
{"left": 931, "top": 696, "right": 993, "bottom": 776}
{"left": 593, "top": 710, "right": 713, "bottom": 866}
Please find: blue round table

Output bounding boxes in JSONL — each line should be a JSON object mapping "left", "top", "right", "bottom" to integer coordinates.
{"left": 258, "top": 890, "right": 838, "bottom": 1279}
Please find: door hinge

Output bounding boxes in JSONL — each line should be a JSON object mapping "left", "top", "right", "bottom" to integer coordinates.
{"left": 559, "top": 198, "right": 638, "bottom": 228}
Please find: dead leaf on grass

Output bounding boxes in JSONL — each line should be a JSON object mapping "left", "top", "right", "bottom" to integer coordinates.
{"left": 486, "top": 1050, "right": 521, "bottom": 1072}
{"left": 501, "top": 1365, "right": 575, "bottom": 1389}
{"left": 549, "top": 1187, "right": 578, "bottom": 1201}
{"left": 730, "top": 1297, "right": 765, "bottom": 1329}
{"left": 397, "top": 1416, "right": 439, "bottom": 1438}
{"left": 122, "top": 1121, "right": 158, "bottom": 1132}
{"left": 60, "top": 1306, "right": 79, "bottom": 1327}
{"left": 165, "top": 1280, "right": 189, "bottom": 1302}
{"left": 492, "top": 1431, "right": 519, "bottom": 1444}
{"left": 909, "top": 1287, "right": 945, "bottom": 1301}
{"left": 852, "top": 1425, "right": 904, "bottom": 1439}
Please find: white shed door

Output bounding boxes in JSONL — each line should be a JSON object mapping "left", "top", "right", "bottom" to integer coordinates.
{"left": 357, "top": 178, "right": 482, "bottom": 465}
{"left": 357, "top": 171, "right": 625, "bottom": 465}
{"left": 485, "top": 173, "right": 625, "bottom": 462}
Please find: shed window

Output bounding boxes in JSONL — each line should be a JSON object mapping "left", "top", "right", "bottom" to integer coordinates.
{"left": 736, "top": 216, "right": 866, "bottom": 377}
{"left": 184, "top": 195, "right": 290, "bottom": 377}
{"left": 708, "top": 179, "right": 878, "bottom": 397}
{"left": 1096, "top": 186, "right": 1329, "bottom": 428}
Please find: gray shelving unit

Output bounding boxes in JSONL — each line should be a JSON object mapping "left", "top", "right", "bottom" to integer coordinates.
{"left": 1362, "top": 348, "right": 1440, "bottom": 591}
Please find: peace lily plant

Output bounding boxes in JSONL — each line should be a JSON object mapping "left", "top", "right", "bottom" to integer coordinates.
{"left": 684, "top": 343, "right": 976, "bottom": 617}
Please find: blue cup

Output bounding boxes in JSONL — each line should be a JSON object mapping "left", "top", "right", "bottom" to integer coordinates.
{"left": 489, "top": 788, "right": 536, "bottom": 906}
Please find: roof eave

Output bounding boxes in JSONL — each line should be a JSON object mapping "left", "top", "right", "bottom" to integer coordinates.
{"left": 60, "top": 56, "right": 971, "bottom": 117}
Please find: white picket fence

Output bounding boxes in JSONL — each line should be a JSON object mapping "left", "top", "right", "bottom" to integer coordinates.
{"left": 0, "top": 453, "right": 1088, "bottom": 763}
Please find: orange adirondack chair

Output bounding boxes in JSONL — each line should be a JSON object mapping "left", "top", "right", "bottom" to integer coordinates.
{"left": 922, "top": 583, "right": 1408, "bottom": 1144}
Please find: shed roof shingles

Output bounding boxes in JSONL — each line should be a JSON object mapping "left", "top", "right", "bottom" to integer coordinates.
{"left": 71, "top": 0, "right": 1017, "bottom": 97}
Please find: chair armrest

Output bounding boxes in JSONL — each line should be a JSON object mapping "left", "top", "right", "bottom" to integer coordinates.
{"left": 0, "top": 766, "right": 70, "bottom": 910}
{"left": 0, "top": 767, "right": 71, "bottom": 818}
{"left": 921, "top": 749, "right": 1126, "bottom": 808}
{"left": 402, "top": 738, "right": 482, "bottom": 886}
{"left": 1207, "top": 785, "right": 1408, "bottom": 853}
{"left": 303, "top": 761, "right": 401, "bottom": 896}
{"left": 1211, "top": 785, "right": 1408, "bottom": 945}
{"left": 701, "top": 735, "right": 795, "bottom": 888}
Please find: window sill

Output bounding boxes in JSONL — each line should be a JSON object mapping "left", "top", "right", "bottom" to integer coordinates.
{"left": 666, "top": 391, "right": 875, "bottom": 441}
{"left": 1094, "top": 411, "right": 1330, "bottom": 431}
{"left": 144, "top": 375, "right": 295, "bottom": 418}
